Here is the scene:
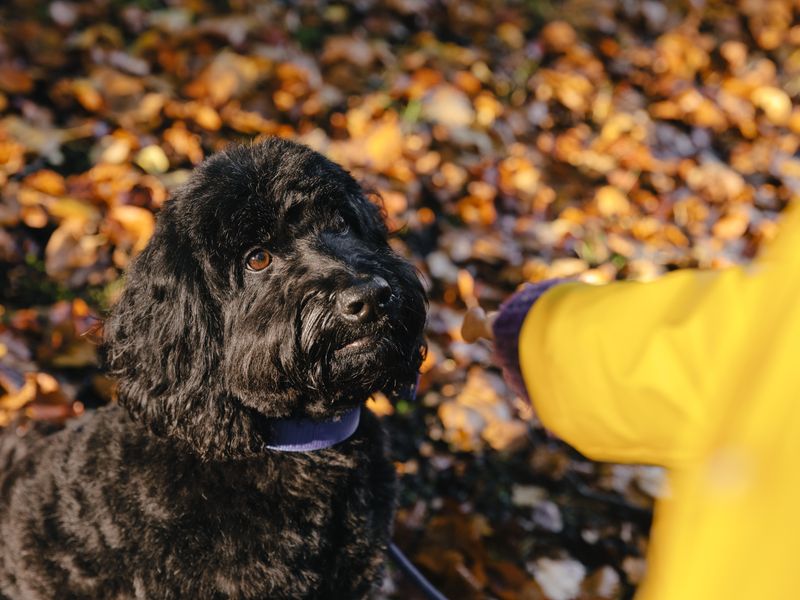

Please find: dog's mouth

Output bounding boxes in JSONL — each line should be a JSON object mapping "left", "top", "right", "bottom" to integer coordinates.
{"left": 333, "top": 333, "right": 381, "bottom": 358}
{"left": 334, "top": 334, "right": 374, "bottom": 354}
{"left": 332, "top": 313, "right": 393, "bottom": 355}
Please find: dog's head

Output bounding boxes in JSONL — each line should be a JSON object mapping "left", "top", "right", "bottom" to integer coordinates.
{"left": 102, "top": 138, "right": 426, "bottom": 458}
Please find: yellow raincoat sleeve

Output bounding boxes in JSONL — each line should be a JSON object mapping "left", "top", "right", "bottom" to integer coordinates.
{"left": 518, "top": 203, "right": 800, "bottom": 468}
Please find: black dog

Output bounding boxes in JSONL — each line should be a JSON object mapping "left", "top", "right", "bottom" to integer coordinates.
{"left": 0, "top": 139, "right": 426, "bottom": 599}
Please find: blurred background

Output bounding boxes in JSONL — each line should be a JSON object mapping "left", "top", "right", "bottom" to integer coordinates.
{"left": 0, "top": 0, "right": 798, "bottom": 598}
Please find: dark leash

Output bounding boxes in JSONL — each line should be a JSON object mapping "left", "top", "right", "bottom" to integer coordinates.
{"left": 387, "top": 377, "right": 449, "bottom": 600}
{"left": 388, "top": 543, "right": 448, "bottom": 600}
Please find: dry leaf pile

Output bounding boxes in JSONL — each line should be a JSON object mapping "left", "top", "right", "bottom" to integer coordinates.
{"left": 1, "top": 1, "right": 798, "bottom": 598}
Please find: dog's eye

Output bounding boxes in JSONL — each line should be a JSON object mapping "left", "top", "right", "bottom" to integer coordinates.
{"left": 245, "top": 248, "right": 272, "bottom": 272}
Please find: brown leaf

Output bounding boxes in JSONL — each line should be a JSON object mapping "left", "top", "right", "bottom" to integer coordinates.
{"left": 751, "top": 86, "right": 792, "bottom": 126}
{"left": 0, "top": 65, "right": 33, "bottom": 93}
{"left": 362, "top": 114, "right": 404, "bottom": 172}
{"left": 366, "top": 392, "right": 394, "bottom": 417}
{"left": 422, "top": 85, "right": 476, "bottom": 128}
{"left": 108, "top": 205, "right": 155, "bottom": 254}
{"left": 541, "top": 21, "right": 578, "bottom": 53}
{"left": 135, "top": 145, "right": 170, "bottom": 174}
{"left": 184, "top": 51, "right": 269, "bottom": 106}
{"left": 595, "top": 185, "right": 630, "bottom": 217}
{"left": 321, "top": 36, "right": 376, "bottom": 68}
{"left": 44, "top": 220, "right": 104, "bottom": 281}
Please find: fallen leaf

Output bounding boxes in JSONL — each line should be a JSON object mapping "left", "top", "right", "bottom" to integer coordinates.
{"left": 531, "top": 557, "right": 586, "bottom": 600}
{"left": 135, "top": 145, "right": 170, "bottom": 174}
{"left": 108, "top": 205, "right": 155, "bottom": 253}
{"left": 751, "top": 86, "right": 792, "bottom": 126}
{"left": 422, "top": 85, "right": 476, "bottom": 128}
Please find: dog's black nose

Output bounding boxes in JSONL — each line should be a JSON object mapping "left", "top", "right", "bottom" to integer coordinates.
{"left": 337, "top": 276, "right": 392, "bottom": 323}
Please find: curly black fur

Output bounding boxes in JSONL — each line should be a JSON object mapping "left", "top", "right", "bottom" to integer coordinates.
{"left": 0, "top": 139, "right": 427, "bottom": 599}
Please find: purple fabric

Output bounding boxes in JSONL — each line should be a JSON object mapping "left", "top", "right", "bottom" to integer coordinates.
{"left": 265, "top": 407, "right": 362, "bottom": 452}
{"left": 492, "top": 279, "right": 564, "bottom": 401}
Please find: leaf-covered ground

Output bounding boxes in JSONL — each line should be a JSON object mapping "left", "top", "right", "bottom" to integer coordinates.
{"left": 1, "top": 1, "right": 798, "bottom": 598}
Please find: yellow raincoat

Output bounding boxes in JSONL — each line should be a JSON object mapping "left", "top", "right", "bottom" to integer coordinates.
{"left": 519, "top": 203, "right": 800, "bottom": 599}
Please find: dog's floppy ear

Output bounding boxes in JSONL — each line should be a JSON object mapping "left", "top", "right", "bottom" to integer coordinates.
{"left": 102, "top": 202, "right": 253, "bottom": 457}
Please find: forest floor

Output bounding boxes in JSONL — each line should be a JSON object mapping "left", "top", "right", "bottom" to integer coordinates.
{"left": 1, "top": 1, "right": 798, "bottom": 598}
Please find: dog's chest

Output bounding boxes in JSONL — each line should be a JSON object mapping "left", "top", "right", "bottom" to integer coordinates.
{"left": 155, "top": 450, "right": 392, "bottom": 598}
{"left": 0, "top": 410, "right": 396, "bottom": 600}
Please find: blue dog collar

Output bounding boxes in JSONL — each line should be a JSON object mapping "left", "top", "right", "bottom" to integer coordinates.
{"left": 265, "top": 406, "right": 362, "bottom": 452}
